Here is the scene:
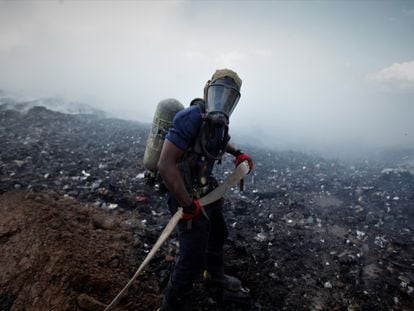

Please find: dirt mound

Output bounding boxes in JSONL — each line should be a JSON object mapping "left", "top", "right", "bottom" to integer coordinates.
{"left": 0, "top": 191, "right": 160, "bottom": 311}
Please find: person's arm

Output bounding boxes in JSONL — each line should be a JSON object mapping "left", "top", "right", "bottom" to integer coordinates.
{"left": 226, "top": 143, "right": 240, "bottom": 156}
{"left": 158, "top": 139, "right": 193, "bottom": 208}
{"left": 226, "top": 143, "right": 254, "bottom": 172}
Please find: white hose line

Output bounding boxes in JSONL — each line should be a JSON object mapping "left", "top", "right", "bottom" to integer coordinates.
{"left": 104, "top": 162, "right": 249, "bottom": 310}
{"left": 104, "top": 209, "right": 182, "bottom": 311}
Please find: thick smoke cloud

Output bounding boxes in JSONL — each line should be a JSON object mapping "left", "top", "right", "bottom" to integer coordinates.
{"left": 1, "top": 1, "right": 413, "bottom": 157}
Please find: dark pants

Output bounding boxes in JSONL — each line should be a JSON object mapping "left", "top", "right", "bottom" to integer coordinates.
{"left": 167, "top": 195, "right": 229, "bottom": 292}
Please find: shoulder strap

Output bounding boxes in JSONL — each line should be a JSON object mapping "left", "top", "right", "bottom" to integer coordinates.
{"left": 189, "top": 97, "right": 229, "bottom": 162}
{"left": 189, "top": 98, "right": 206, "bottom": 114}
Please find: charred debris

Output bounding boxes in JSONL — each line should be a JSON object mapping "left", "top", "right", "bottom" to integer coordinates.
{"left": 1, "top": 105, "right": 414, "bottom": 310}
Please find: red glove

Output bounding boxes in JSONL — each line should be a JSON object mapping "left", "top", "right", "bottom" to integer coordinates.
{"left": 182, "top": 198, "right": 202, "bottom": 219}
{"left": 235, "top": 151, "right": 253, "bottom": 173}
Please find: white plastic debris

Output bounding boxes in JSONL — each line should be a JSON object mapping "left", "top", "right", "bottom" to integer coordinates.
{"left": 91, "top": 180, "right": 101, "bottom": 190}
{"left": 14, "top": 160, "right": 25, "bottom": 167}
{"left": 356, "top": 230, "right": 366, "bottom": 240}
{"left": 136, "top": 172, "right": 145, "bottom": 179}
{"left": 108, "top": 203, "right": 118, "bottom": 210}
{"left": 254, "top": 233, "right": 267, "bottom": 242}
{"left": 151, "top": 210, "right": 160, "bottom": 216}
{"left": 81, "top": 170, "right": 91, "bottom": 177}
{"left": 374, "top": 236, "right": 387, "bottom": 248}
{"left": 393, "top": 196, "right": 400, "bottom": 201}
{"left": 381, "top": 167, "right": 410, "bottom": 175}
{"left": 317, "top": 218, "right": 322, "bottom": 228}
{"left": 324, "top": 281, "right": 333, "bottom": 289}
{"left": 398, "top": 275, "right": 410, "bottom": 283}
{"left": 353, "top": 205, "right": 364, "bottom": 213}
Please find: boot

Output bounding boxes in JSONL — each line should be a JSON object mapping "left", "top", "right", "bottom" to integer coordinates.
{"left": 203, "top": 270, "right": 242, "bottom": 292}
{"left": 159, "top": 281, "right": 191, "bottom": 311}
{"left": 203, "top": 270, "right": 250, "bottom": 305}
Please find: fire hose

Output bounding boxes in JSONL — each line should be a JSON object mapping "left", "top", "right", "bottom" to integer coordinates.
{"left": 104, "top": 161, "right": 249, "bottom": 310}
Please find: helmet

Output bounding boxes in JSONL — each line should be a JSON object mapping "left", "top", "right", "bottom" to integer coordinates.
{"left": 205, "top": 69, "right": 242, "bottom": 121}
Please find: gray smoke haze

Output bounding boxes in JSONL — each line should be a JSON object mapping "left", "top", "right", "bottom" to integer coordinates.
{"left": 1, "top": 1, "right": 414, "bottom": 157}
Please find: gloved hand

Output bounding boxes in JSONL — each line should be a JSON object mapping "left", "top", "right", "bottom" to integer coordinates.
{"left": 235, "top": 150, "right": 253, "bottom": 173}
{"left": 182, "top": 198, "right": 202, "bottom": 219}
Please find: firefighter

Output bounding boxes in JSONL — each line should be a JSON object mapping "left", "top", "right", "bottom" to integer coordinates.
{"left": 158, "top": 69, "right": 253, "bottom": 310}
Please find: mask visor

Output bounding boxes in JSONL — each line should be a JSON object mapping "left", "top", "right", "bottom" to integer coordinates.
{"left": 206, "top": 83, "right": 240, "bottom": 117}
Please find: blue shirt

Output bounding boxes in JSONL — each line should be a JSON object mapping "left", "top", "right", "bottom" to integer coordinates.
{"left": 165, "top": 105, "right": 202, "bottom": 151}
{"left": 166, "top": 105, "right": 226, "bottom": 175}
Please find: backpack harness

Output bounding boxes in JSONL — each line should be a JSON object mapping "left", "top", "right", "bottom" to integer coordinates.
{"left": 178, "top": 98, "right": 230, "bottom": 198}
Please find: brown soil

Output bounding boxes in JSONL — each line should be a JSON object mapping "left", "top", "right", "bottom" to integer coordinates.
{"left": 0, "top": 190, "right": 160, "bottom": 311}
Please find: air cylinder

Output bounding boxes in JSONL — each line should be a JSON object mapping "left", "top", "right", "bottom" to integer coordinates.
{"left": 143, "top": 98, "right": 184, "bottom": 173}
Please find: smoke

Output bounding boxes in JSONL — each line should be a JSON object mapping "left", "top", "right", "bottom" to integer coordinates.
{"left": 1, "top": 0, "right": 413, "bottom": 157}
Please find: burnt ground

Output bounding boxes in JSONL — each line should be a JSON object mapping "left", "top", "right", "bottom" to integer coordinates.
{"left": 0, "top": 106, "right": 414, "bottom": 311}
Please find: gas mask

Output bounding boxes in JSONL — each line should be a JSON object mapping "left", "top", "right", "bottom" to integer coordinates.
{"left": 205, "top": 77, "right": 241, "bottom": 126}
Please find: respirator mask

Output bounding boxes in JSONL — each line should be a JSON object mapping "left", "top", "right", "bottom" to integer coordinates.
{"left": 205, "top": 77, "right": 241, "bottom": 126}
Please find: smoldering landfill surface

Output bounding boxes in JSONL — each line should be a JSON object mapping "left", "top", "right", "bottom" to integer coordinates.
{"left": 0, "top": 105, "right": 414, "bottom": 311}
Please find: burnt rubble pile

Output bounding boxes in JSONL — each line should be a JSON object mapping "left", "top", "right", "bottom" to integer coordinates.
{"left": 1, "top": 105, "right": 414, "bottom": 310}
{"left": 0, "top": 106, "right": 150, "bottom": 208}
{"left": 219, "top": 149, "right": 414, "bottom": 310}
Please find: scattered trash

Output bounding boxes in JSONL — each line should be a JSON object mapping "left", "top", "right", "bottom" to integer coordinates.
{"left": 108, "top": 203, "right": 118, "bottom": 210}
{"left": 356, "top": 230, "right": 366, "bottom": 240}
{"left": 374, "top": 236, "right": 387, "bottom": 248}
{"left": 254, "top": 232, "right": 267, "bottom": 242}
{"left": 324, "top": 281, "right": 333, "bottom": 289}
{"left": 136, "top": 172, "right": 145, "bottom": 179}
{"left": 1, "top": 104, "right": 414, "bottom": 310}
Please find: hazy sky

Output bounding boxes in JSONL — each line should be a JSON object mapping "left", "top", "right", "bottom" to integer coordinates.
{"left": 1, "top": 0, "right": 413, "bottom": 155}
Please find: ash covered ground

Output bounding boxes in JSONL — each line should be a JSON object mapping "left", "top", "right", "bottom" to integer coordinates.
{"left": 1, "top": 105, "right": 414, "bottom": 311}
